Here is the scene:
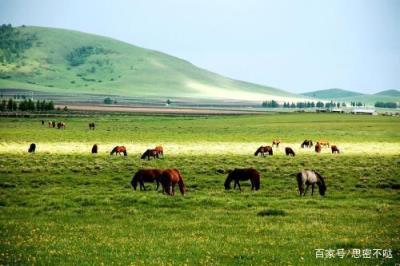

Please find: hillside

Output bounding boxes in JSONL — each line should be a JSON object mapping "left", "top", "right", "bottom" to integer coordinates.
{"left": 301, "top": 88, "right": 364, "bottom": 99}
{"left": 0, "top": 25, "right": 308, "bottom": 104}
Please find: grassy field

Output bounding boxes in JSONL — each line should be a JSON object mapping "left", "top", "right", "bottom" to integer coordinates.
{"left": 0, "top": 113, "right": 399, "bottom": 265}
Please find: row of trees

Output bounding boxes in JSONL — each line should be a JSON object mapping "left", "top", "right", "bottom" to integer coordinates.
{"left": 0, "top": 98, "right": 54, "bottom": 112}
{"left": 262, "top": 100, "right": 354, "bottom": 108}
{"left": 374, "top": 102, "right": 397, "bottom": 108}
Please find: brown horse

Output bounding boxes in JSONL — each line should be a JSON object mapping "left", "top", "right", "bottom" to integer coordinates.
{"left": 272, "top": 140, "right": 281, "bottom": 148}
{"left": 318, "top": 140, "right": 330, "bottom": 147}
{"left": 296, "top": 170, "right": 326, "bottom": 196}
{"left": 160, "top": 169, "right": 186, "bottom": 195}
{"left": 224, "top": 168, "right": 260, "bottom": 191}
{"left": 331, "top": 145, "right": 340, "bottom": 154}
{"left": 89, "top": 122, "right": 96, "bottom": 130}
{"left": 131, "top": 169, "right": 163, "bottom": 191}
{"left": 110, "top": 146, "right": 127, "bottom": 156}
{"left": 91, "top": 144, "right": 98, "bottom": 154}
{"left": 315, "top": 143, "right": 321, "bottom": 153}
{"left": 301, "top": 140, "right": 313, "bottom": 148}
{"left": 285, "top": 147, "right": 295, "bottom": 156}
{"left": 28, "top": 143, "right": 36, "bottom": 153}
{"left": 254, "top": 146, "right": 273, "bottom": 156}
{"left": 141, "top": 149, "right": 160, "bottom": 160}
{"left": 57, "top": 122, "right": 66, "bottom": 129}
{"left": 154, "top": 146, "right": 164, "bottom": 157}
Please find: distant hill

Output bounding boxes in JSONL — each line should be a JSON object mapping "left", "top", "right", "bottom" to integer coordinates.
{"left": 302, "top": 88, "right": 400, "bottom": 104}
{"left": 0, "top": 25, "right": 309, "bottom": 104}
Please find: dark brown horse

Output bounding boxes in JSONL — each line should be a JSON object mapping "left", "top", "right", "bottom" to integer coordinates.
{"left": 28, "top": 143, "right": 36, "bottom": 153}
{"left": 224, "top": 168, "right": 260, "bottom": 191}
{"left": 296, "top": 170, "right": 326, "bottom": 196}
{"left": 110, "top": 146, "right": 127, "bottom": 156}
{"left": 57, "top": 122, "right": 66, "bottom": 129}
{"left": 315, "top": 143, "right": 321, "bottom": 153}
{"left": 131, "top": 169, "right": 164, "bottom": 191}
{"left": 331, "top": 145, "right": 340, "bottom": 154}
{"left": 301, "top": 140, "right": 313, "bottom": 148}
{"left": 272, "top": 140, "right": 281, "bottom": 148}
{"left": 254, "top": 146, "right": 273, "bottom": 156}
{"left": 285, "top": 147, "right": 295, "bottom": 156}
{"left": 160, "top": 169, "right": 186, "bottom": 195}
{"left": 89, "top": 122, "right": 96, "bottom": 130}
{"left": 141, "top": 149, "right": 160, "bottom": 160}
{"left": 91, "top": 144, "right": 98, "bottom": 154}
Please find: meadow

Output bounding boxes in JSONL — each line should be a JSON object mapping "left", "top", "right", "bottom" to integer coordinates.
{"left": 0, "top": 113, "right": 399, "bottom": 265}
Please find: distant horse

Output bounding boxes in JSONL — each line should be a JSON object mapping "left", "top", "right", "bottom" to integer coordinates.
{"left": 57, "top": 122, "right": 66, "bottom": 129}
{"left": 91, "top": 144, "right": 98, "bottom": 154}
{"left": 89, "top": 122, "right": 96, "bottom": 130}
{"left": 315, "top": 143, "right": 321, "bottom": 153}
{"left": 301, "top": 140, "right": 313, "bottom": 148}
{"left": 331, "top": 145, "right": 340, "bottom": 154}
{"left": 296, "top": 170, "right": 326, "bottom": 196}
{"left": 160, "top": 169, "right": 186, "bottom": 195}
{"left": 52, "top": 121, "right": 56, "bottom": 128}
{"left": 141, "top": 149, "right": 160, "bottom": 160}
{"left": 110, "top": 146, "right": 127, "bottom": 156}
{"left": 285, "top": 147, "right": 295, "bottom": 156}
{"left": 318, "top": 140, "right": 330, "bottom": 147}
{"left": 272, "top": 140, "right": 281, "bottom": 148}
{"left": 254, "top": 146, "right": 273, "bottom": 157}
{"left": 48, "top": 121, "right": 53, "bottom": 128}
{"left": 41, "top": 120, "right": 44, "bottom": 126}
{"left": 154, "top": 146, "right": 164, "bottom": 157}
{"left": 28, "top": 143, "right": 36, "bottom": 153}
{"left": 131, "top": 169, "right": 164, "bottom": 191}
{"left": 224, "top": 168, "right": 260, "bottom": 191}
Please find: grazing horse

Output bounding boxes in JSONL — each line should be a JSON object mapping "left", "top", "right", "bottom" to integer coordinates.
{"left": 285, "top": 147, "right": 295, "bottom": 156}
{"left": 89, "top": 122, "right": 95, "bottom": 130}
{"left": 160, "top": 169, "right": 186, "bottom": 195}
{"left": 154, "top": 146, "right": 164, "bottom": 157}
{"left": 296, "top": 170, "right": 326, "bottom": 196}
{"left": 131, "top": 169, "right": 163, "bottom": 191}
{"left": 52, "top": 121, "right": 56, "bottom": 128}
{"left": 301, "top": 140, "right": 313, "bottom": 148}
{"left": 41, "top": 120, "right": 44, "bottom": 126}
{"left": 331, "top": 145, "right": 340, "bottom": 154}
{"left": 272, "top": 140, "right": 281, "bottom": 148}
{"left": 110, "top": 146, "right": 127, "bottom": 156}
{"left": 28, "top": 143, "right": 36, "bottom": 153}
{"left": 141, "top": 149, "right": 159, "bottom": 160}
{"left": 315, "top": 143, "right": 321, "bottom": 153}
{"left": 224, "top": 168, "right": 260, "bottom": 191}
{"left": 57, "top": 122, "right": 66, "bottom": 129}
{"left": 254, "top": 146, "right": 273, "bottom": 157}
{"left": 91, "top": 144, "right": 98, "bottom": 154}
{"left": 318, "top": 140, "right": 330, "bottom": 147}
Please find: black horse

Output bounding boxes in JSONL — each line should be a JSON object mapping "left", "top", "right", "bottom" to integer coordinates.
{"left": 224, "top": 168, "right": 260, "bottom": 191}
{"left": 141, "top": 149, "right": 160, "bottom": 160}
{"left": 28, "top": 143, "right": 36, "bottom": 153}
{"left": 285, "top": 147, "right": 295, "bottom": 156}
{"left": 91, "top": 144, "right": 98, "bottom": 154}
{"left": 131, "top": 169, "right": 163, "bottom": 191}
{"left": 301, "top": 140, "right": 313, "bottom": 148}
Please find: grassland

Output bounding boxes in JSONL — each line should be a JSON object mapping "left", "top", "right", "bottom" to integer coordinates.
{"left": 0, "top": 113, "right": 399, "bottom": 265}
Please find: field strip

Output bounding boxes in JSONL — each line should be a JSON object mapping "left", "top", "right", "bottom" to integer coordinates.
{"left": 0, "top": 142, "right": 399, "bottom": 155}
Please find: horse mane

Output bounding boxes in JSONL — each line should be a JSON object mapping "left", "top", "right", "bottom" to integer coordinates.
{"left": 110, "top": 146, "right": 117, "bottom": 155}
{"left": 140, "top": 150, "right": 148, "bottom": 159}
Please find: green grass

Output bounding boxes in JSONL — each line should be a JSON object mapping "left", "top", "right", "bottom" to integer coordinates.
{"left": 0, "top": 113, "right": 399, "bottom": 265}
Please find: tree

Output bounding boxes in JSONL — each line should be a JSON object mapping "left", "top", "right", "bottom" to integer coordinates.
{"left": 166, "top": 99, "right": 171, "bottom": 105}
{"left": 104, "top": 97, "right": 113, "bottom": 104}
{"left": 316, "top": 101, "right": 324, "bottom": 108}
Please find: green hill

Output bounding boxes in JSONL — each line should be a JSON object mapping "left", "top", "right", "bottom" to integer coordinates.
{"left": 301, "top": 88, "right": 364, "bottom": 99}
{"left": 0, "top": 25, "right": 307, "bottom": 104}
{"left": 374, "top": 89, "right": 400, "bottom": 97}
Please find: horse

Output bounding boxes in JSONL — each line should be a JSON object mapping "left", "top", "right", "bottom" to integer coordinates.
{"left": 224, "top": 168, "right": 260, "bottom": 191}
{"left": 57, "top": 122, "right": 66, "bottom": 129}
{"left": 254, "top": 146, "right": 273, "bottom": 157}
{"left": 296, "top": 170, "right": 326, "bottom": 196}
{"left": 89, "top": 122, "right": 95, "bottom": 130}
{"left": 131, "top": 169, "right": 164, "bottom": 191}
{"left": 91, "top": 144, "right": 98, "bottom": 154}
{"left": 331, "top": 145, "right": 340, "bottom": 154}
{"left": 52, "top": 121, "right": 56, "bottom": 128}
{"left": 141, "top": 149, "right": 160, "bottom": 160}
{"left": 28, "top": 143, "right": 36, "bottom": 153}
{"left": 301, "top": 140, "right": 313, "bottom": 148}
{"left": 272, "top": 140, "right": 281, "bottom": 148}
{"left": 315, "top": 143, "right": 321, "bottom": 153}
{"left": 48, "top": 121, "right": 53, "bottom": 128}
{"left": 285, "top": 147, "right": 295, "bottom": 156}
{"left": 154, "top": 146, "right": 164, "bottom": 157}
{"left": 160, "top": 169, "right": 186, "bottom": 195}
{"left": 41, "top": 120, "right": 44, "bottom": 126}
{"left": 110, "top": 146, "right": 127, "bottom": 156}
{"left": 318, "top": 140, "right": 330, "bottom": 147}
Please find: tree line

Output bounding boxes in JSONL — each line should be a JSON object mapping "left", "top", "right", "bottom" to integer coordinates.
{"left": 374, "top": 102, "right": 397, "bottom": 108}
{"left": 0, "top": 98, "right": 54, "bottom": 112}
{"left": 261, "top": 100, "right": 359, "bottom": 108}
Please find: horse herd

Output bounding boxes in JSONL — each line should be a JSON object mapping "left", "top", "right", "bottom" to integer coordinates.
{"left": 30, "top": 121, "right": 330, "bottom": 197}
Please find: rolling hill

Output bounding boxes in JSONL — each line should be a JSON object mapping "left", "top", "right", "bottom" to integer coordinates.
{"left": 0, "top": 25, "right": 309, "bottom": 104}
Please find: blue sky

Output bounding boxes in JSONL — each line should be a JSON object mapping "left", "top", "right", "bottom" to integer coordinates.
{"left": 1, "top": 0, "right": 399, "bottom": 93}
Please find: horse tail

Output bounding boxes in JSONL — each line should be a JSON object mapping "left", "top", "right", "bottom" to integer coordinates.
{"left": 253, "top": 173, "right": 260, "bottom": 190}
{"left": 177, "top": 171, "right": 186, "bottom": 195}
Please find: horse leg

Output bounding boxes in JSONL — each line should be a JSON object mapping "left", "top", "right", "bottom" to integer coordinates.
{"left": 172, "top": 184, "right": 176, "bottom": 195}
{"left": 311, "top": 183, "right": 315, "bottom": 196}
{"left": 140, "top": 180, "right": 145, "bottom": 191}
{"left": 155, "top": 181, "right": 159, "bottom": 191}
{"left": 237, "top": 181, "right": 242, "bottom": 191}
{"left": 304, "top": 184, "right": 310, "bottom": 195}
